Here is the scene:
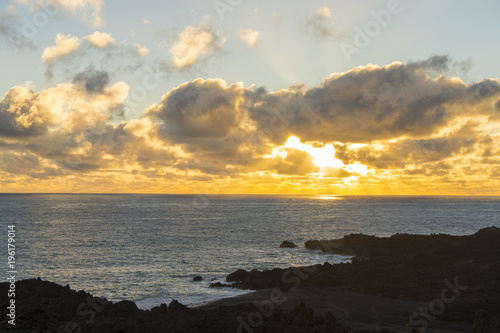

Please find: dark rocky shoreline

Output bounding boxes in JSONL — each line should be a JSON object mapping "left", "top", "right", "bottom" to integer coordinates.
{"left": 0, "top": 279, "right": 349, "bottom": 332}
{"left": 226, "top": 227, "right": 500, "bottom": 330}
{"left": 1, "top": 227, "right": 499, "bottom": 332}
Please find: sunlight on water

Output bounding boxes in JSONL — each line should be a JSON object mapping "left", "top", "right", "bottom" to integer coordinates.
{"left": 314, "top": 195, "right": 344, "bottom": 200}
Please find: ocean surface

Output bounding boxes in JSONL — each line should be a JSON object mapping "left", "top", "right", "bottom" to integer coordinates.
{"left": 1, "top": 194, "right": 500, "bottom": 309}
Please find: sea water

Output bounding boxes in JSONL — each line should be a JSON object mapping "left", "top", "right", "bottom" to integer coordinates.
{"left": 1, "top": 194, "right": 499, "bottom": 309}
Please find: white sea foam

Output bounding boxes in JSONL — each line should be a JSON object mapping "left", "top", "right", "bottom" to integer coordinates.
{"left": 136, "top": 287, "right": 251, "bottom": 310}
{"left": 134, "top": 254, "right": 351, "bottom": 310}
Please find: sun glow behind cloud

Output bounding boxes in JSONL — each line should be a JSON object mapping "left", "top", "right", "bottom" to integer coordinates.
{"left": 284, "top": 136, "right": 344, "bottom": 169}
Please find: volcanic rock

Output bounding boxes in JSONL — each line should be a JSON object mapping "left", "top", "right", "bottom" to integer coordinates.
{"left": 279, "top": 240, "right": 297, "bottom": 248}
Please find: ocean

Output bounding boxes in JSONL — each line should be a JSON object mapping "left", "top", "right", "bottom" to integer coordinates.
{"left": 1, "top": 194, "right": 499, "bottom": 309}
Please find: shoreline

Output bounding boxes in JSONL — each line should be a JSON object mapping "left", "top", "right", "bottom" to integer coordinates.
{"left": 0, "top": 278, "right": 478, "bottom": 332}
{"left": 2, "top": 227, "right": 499, "bottom": 332}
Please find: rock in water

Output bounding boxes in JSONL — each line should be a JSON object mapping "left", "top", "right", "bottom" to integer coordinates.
{"left": 279, "top": 240, "right": 297, "bottom": 248}
{"left": 193, "top": 276, "right": 203, "bottom": 281}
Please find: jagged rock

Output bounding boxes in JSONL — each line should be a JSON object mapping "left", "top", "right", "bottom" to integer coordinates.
{"left": 167, "top": 299, "right": 188, "bottom": 313}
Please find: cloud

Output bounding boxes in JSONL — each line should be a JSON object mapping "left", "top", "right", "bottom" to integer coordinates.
{"left": 170, "top": 18, "right": 226, "bottom": 69}
{"left": 0, "top": 79, "right": 129, "bottom": 140}
{"left": 237, "top": 29, "right": 260, "bottom": 48}
{"left": 42, "top": 31, "right": 150, "bottom": 79}
{"left": 83, "top": 31, "right": 115, "bottom": 48}
{"left": 15, "top": 0, "right": 104, "bottom": 28}
{"left": 317, "top": 7, "right": 331, "bottom": 18}
{"left": 0, "top": 151, "right": 61, "bottom": 179}
{"left": 147, "top": 78, "right": 249, "bottom": 161}
{"left": 1, "top": 2, "right": 105, "bottom": 52}
{"left": 409, "top": 54, "right": 473, "bottom": 76}
{"left": 301, "top": 6, "right": 345, "bottom": 40}
{"left": 271, "top": 11, "right": 281, "bottom": 22}
{"left": 0, "top": 5, "right": 35, "bottom": 51}
{"left": 348, "top": 135, "right": 478, "bottom": 170}
{"left": 246, "top": 59, "right": 493, "bottom": 144}
{"left": 0, "top": 79, "right": 156, "bottom": 177}
{"left": 72, "top": 66, "right": 110, "bottom": 94}
{"left": 265, "top": 148, "right": 319, "bottom": 175}
{"left": 143, "top": 56, "right": 500, "bottom": 180}
{"left": 42, "top": 33, "right": 80, "bottom": 63}
{"left": 1, "top": 56, "right": 500, "bottom": 194}
{"left": 0, "top": 85, "right": 53, "bottom": 138}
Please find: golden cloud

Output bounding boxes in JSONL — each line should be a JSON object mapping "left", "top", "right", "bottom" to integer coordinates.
{"left": 1, "top": 56, "right": 500, "bottom": 194}
{"left": 170, "top": 18, "right": 226, "bottom": 69}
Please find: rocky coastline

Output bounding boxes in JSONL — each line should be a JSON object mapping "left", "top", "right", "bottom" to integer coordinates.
{"left": 1, "top": 227, "right": 499, "bottom": 332}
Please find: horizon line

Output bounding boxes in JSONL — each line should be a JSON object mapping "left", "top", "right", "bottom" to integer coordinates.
{"left": 0, "top": 193, "right": 499, "bottom": 197}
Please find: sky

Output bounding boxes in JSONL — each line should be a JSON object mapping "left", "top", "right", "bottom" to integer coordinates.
{"left": 0, "top": 0, "right": 500, "bottom": 195}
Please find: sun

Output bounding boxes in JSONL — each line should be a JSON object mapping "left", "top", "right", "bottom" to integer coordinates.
{"left": 284, "top": 136, "right": 344, "bottom": 169}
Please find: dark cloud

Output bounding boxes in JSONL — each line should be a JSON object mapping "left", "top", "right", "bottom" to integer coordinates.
{"left": 467, "top": 79, "right": 500, "bottom": 105}
{"left": 410, "top": 55, "right": 451, "bottom": 72}
{"left": 71, "top": 66, "right": 127, "bottom": 119}
{"left": 72, "top": 66, "right": 110, "bottom": 94}
{"left": 409, "top": 55, "right": 472, "bottom": 76}
{"left": 43, "top": 32, "right": 149, "bottom": 79}
{"left": 148, "top": 78, "right": 248, "bottom": 159}
{"left": 0, "top": 6, "right": 35, "bottom": 51}
{"left": 248, "top": 58, "right": 471, "bottom": 143}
